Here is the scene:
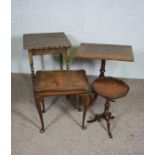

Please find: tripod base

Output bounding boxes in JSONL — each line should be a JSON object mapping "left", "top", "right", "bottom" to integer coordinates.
{"left": 87, "top": 99, "right": 115, "bottom": 138}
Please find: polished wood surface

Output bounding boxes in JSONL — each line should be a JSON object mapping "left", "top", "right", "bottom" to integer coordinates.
{"left": 88, "top": 77, "right": 129, "bottom": 138}
{"left": 76, "top": 43, "right": 134, "bottom": 62}
{"left": 24, "top": 32, "right": 90, "bottom": 132}
{"left": 93, "top": 77, "right": 129, "bottom": 99}
{"left": 34, "top": 70, "right": 89, "bottom": 92}
{"left": 23, "top": 32, "right": 71, "bottom": 49}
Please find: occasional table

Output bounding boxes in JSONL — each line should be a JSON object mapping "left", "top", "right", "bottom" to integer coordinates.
{"left": 23, "top": 32, "right": 71, "bottom": 73}
{"left": 23, "top": 33, "right": 90, "bottom": 132}
{"left": 76, "top": 43, "right": 134, "bottom": 137}
{"left": 76, "top": 42, "right": 134, "bottom": 107}
{"left": 76, "top": 43, "right": 134, "bottom": 77}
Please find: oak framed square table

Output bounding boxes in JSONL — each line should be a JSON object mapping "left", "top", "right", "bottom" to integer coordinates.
{"left": 76, "top": 43, "right": 134, "bottom": 77}
{"left": 23, "top": 32, "right": 71, "bottom": 72}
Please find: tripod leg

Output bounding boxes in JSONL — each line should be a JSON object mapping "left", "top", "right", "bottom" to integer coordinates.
{"left": 103, "top": 99, "right": 113, "bottom": 138}
{"left": 87, "top": 114, "right": 102, "bottom": 123}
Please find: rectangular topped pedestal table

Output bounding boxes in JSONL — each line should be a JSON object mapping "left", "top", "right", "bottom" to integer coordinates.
{"left": 76, "top": 42, "right": 134, "bottom": 105}
{"left": 76, "top": 43, "right": 134, "bottom": 77}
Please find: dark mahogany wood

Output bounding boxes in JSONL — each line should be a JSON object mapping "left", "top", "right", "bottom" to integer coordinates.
{"left": 99, "top": 60, "right": 106, "bottom": 78}
{"left": 87, "top": 77, "right": 129, "bottom": 138}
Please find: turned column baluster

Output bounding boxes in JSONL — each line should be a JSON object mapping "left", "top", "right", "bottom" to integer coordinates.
{"left": 28, "top": 50, "right": 35, "bottom": 81}
{"left": 99, "top": 59, "right": 106, "bottom": 78}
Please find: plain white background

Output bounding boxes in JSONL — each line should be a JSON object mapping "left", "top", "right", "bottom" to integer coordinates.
{"left": 11, "top": 0, "right": 144, "bottom": 79}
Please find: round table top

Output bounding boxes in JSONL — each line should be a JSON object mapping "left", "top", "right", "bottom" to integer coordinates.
{"left": 93, "top": 77, "right": 129, "bottom": 99}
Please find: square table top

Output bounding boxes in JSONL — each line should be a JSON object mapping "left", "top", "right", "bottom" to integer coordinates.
{"left": 76, "top": 43, "right": 134, "bottom": 62}
{"left": 23, "top": 32, "right": 71, "bottom": 50}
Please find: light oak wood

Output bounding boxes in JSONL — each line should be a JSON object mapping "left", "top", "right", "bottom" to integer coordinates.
{"left": 23, "top": 32, "right": 71, "bottom": 49}
{"left": 76, "top": 43, "right": 134, "bottom": 62}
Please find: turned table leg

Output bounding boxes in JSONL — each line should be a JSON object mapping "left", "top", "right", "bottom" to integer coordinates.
{"left": 99, "top": 59, "right": 106, "bottom": 78}
{"left": 102, "top": 99, "right": 115, "bottom": 138}
{"left": 87, "top": 99, "right": 115, "bottom": 138}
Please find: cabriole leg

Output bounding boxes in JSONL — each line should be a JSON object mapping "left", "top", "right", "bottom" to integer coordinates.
{"left": 35, "top": 96, "right": 45, "bottom": 133}
{"left": 42, "top": 99, "right": 45, "bottom": 113}
{"left": 80, "top": 94, "right": 90, "bottom": 130}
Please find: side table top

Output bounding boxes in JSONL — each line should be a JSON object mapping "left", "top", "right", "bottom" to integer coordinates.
{"left": 76, "top": 43, "right": 134, "bottom": 62}
{"left": 23, "top": 32, "right": 71, "bottom": 50}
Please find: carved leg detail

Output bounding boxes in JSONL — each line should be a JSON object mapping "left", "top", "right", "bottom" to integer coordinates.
{"left": 87, "top": 98, "right": 114, "bottom": 138}
{"left": 99, "top": 60, "right": 106, "bottom": 78}
{"left": 81, "top": 94, "right": 90, "bottom": 130}
{"left": 107, "top": 120, "right": 112, "bottom": 138}
{"left": 35, "top": 97, "right": 45, "bottom": 133}
{"left": 103, "top": 100, "right": 113, "bottom": 138}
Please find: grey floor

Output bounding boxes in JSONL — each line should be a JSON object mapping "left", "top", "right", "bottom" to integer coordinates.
{"left": 11, "top": 73, "right": 144, "bottom": 155}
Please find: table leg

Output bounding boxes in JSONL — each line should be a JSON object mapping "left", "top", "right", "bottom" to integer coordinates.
{"left": 87, "top": 99, "right": 115, "bottom": 138}
{"left": 66, "top": 48, "right": 70, "bottom": 70}
{"left": 99, "top": 60, "right": 106, "bottom": 78}
{"left": 66, "top": 59, "right": 70, "bottom": 70}
{"left": 76, "top": 94, "right": 82, "bottom": 112}
{"left": 81, "top": 94, "right": 90, "bottom": 130}
{"left": 90, "top": 92, "right": 98, "bottom": 106}
{"left": 42, "top": 99, "right": 45, "bottom": 113}
{"left": 60, "top": 54, "right": 63, "bottom": 70}
{"left": 35, "top": 97, "right": 45, "bottom": 133}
